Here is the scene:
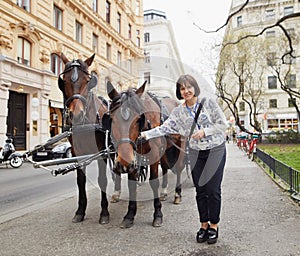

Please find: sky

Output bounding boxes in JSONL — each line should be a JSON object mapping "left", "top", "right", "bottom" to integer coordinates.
{"left": 143, "top": 0, "right": 232, "bottom": 85}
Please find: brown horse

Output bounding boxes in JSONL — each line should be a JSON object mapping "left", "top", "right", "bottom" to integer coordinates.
{"left": 106, "top": 80, "right": 186, "bottom": 228}
{"left": 58, "top": 53, "right": 111, "bottom": 224}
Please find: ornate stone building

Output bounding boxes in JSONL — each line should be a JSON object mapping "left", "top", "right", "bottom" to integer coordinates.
{"left": 143, "top": 9, "right": 184, "bottom": 98}
{"left": 0, "top": 0, "right": 144, "bottom": 150}
{"left": 220, "top": 0, "right": 300, "bottom": 133}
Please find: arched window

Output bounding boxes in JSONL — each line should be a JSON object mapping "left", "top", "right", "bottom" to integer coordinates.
{"left": 50, "top": 53, "right": 63, "bottom": 75}
{"left": 17, "top": 37, "right": 31, "bottom": 66}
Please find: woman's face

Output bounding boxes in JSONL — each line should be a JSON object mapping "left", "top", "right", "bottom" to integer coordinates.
{"left": 179, "top": 83, "right": 195, "bottom": 101}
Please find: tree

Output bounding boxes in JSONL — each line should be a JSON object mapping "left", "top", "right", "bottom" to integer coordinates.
{"left": 194, "top": 0, "right": 300, "bottom": 133}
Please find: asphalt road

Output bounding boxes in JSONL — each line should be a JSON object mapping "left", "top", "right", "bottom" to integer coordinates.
{"left": 0, "top": 160, "right": 100, "bottom": 224}
{"left": 0, "top": 144, "right": 300, "bottom": 256}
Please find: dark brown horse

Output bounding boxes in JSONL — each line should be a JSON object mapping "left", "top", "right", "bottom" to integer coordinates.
{"left": 58, "top": 53, "right": 111, "bottom": 224}
{"left": 106, "top": 81, "right": 186, "bottom": 228}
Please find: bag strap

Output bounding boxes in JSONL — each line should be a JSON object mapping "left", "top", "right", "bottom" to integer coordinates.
{"left": 188, "top": 97, "right": 206, "bottom": 140}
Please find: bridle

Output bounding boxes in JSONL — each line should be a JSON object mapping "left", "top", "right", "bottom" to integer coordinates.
{"left": 109, "top": 91, "right": 149, "bottom": 153}
{"left": 58, "top": 59, "right": 98, "bottom": 127}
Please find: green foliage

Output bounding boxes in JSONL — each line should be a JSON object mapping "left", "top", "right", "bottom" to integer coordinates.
{"left": 265, "top": 130, "right": 300, "bottom": 144}
{"left": 258, "top": 144, "right": 300, "bottom": 171}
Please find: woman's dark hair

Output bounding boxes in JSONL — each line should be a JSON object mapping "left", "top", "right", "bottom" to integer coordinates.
{"left": 175, "top": 74, "right": 200, "bottom": 100}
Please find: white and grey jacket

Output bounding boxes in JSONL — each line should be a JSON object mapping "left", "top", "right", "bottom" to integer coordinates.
{"left": 141, "top": 97, "right": 228, "bottom": 150}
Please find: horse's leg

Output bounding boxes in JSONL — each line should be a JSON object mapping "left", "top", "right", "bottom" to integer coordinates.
{"left": 173, "top": 170, "right": 182, "bottom": 204}
{"left": 111, "top": 172, "right": 121, "bottom": 203}
{"left": 149, "top": 163, "right": 163, "bottom": 227}
{"left": 72, "top": 167, "right": 87, "bottom": 223}
{"left": 97, "top": 159, "right": 110, "bottom": 224}
{"left": 160, "top": 165, "right": 168, "bottom": 201}
{"left": 120, "top": 172, "right": 137, "bottom": 228}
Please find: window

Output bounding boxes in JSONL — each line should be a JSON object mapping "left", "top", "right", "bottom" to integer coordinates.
{"left": 135, "top": 1, "right": 140, "bottom": 15}
{"left": 237, "top": 16, "right": 242, "bottom": 27}
{"left": 136, "top": 37, "right": 140, "bottom": 47}
{"left": 279, "top": 118, "right": 298, "bottom": 130}
{"left": 128, "top": 24, "right": 132, "bottom": 39}
{"left": 106, "top": 43, "right": 111, "bottom": 61}
{"left": 92, "top": 0, "right": 98, "bottom": 12}
{"left": 117, "top": 12, "right": 121, "bottom": 34}
{"left": 75, "top": 21, "right": 82, "bottom": 43}
{"left": 269, "top": 99, "right": 277, "bottom": 108}
{"left": 117, "top": 51, "right": 121, "bottom": 66}
{"left": 144, "top": 72, "right": 150, "bottom": 84}
{"left": 284, "top": 6, "right": 293, "bottom": 16}
{"left": 17, "top": 37, "right": 31, "bottom": 66}
{"left": 268, "top": 76, "right": 277, "bottom": 89}
{"left": 265, "top": 9, "right": 275, "bottom": 20}
{"left": 17, "top": 0, "right": 30, "bottom": 11}
{"left": 144, "top": 51, "right": 150, "bottom": 63}
{"left": 286, "top": 74, "right": 296, "bottom": 88}
{"left": 127, "top": 60, "right": 132, "bottom": 73}
{"left": 53, "top": 5, "right": 62, "bottom": 31}
{"left": 288, "top": 98, "right": 296, "bottom": 108}
{"left": 266, "top": 52, "right": 276, "bottom": 66}
{"left": 268, "top": 119, "right": 278, "bottom": 130}
{"left": 144, "top": 32, "right": 150, "bottom": 43}
{"left": 50, "top": 53, "right": 63, "bottom": 75}
{"left": 239, "top": 102, "right": 245, "bottom": 111}
{"left": 266, "top": 30, "right": 275, "bottom": 37}
{"left": 106, "top": 1, "right": 111, "bottom": 24}
{"left": 136, "top": 30, "right": 140, "bottom": 46}
{"left": 92, "top": 34, "right": 98, "bottom": 53}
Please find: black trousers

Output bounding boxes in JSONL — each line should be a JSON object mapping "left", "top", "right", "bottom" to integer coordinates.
{"left": 189, "top": 143, "right": 226, "bottom": 224}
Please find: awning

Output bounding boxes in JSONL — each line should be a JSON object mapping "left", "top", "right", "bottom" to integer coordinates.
{"left": 50, "top": 100, "right": 64, "bottom": 109}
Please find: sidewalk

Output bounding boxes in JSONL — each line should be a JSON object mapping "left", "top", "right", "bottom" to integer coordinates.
{"left": 0, "top": 143, "right": 299, "bottom": 256}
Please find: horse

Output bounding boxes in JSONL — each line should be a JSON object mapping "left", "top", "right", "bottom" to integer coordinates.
{"left": 58, "top": 53, "right": 111, "bottom": 224}
{"left": 106, "top": 80, "right": 186, "bottom": 228}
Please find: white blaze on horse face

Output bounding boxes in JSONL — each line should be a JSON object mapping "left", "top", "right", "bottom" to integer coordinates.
{"left": 112, "top": 114, "right": 138, "bottom": 167}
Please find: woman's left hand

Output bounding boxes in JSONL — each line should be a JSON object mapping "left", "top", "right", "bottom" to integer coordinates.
{"left": 191, "top": 129, "right": 205, "bottom": 140}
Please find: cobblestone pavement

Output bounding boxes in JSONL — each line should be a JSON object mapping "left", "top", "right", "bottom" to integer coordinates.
{"left": 0, "top": 143, "right": 299, "bottom": 256}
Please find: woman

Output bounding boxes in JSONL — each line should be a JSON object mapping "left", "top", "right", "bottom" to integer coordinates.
{"left": 140, "top": 74, "right": 227, "bottom": 244}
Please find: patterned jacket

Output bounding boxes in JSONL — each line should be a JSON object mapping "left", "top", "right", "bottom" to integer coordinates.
{"left": 142, "top": 97, "right": 227, "bottom": 150}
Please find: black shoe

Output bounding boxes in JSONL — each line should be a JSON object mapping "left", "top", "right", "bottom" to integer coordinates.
{"left": 196, "top": 226, "right": 209, "bottom": 243}
{"left": 207, "top": 227, "right": 218, "bottom": 244}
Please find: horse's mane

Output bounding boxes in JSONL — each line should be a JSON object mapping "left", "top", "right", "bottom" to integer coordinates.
{"left": 110, "top": 87, "right": 145, "bottom": 114}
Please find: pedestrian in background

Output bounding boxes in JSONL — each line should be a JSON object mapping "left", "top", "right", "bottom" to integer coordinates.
{"left": 140, "top": 74, "right": 227, "bottom": 244}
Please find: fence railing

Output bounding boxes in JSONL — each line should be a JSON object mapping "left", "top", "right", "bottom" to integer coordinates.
{"left": 256, "top": 148, "right": 300, "bottom": 195}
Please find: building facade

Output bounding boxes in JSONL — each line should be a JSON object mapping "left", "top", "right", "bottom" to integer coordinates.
{"left": 142, "top": 9, "right": 184, "bottom": 98}
{"left": 0, "top": 0, "right": 144, "bottom": 150}
{"left": 220, "top": 0, "right": 300, "bottom": 133}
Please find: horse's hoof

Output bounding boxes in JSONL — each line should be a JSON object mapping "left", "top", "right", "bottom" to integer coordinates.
{"left": 173, "top": 196, "right": 182, "bottom": 204}
{"left": 120, "top": 218, "right": 134, "bottom": 229}
{"left": 99, "top": 215, "right": 110, "bottom": 224}
{"left": 152, "top": 217, "right": 163, "bottom": 227}
{"left": 110, "top": 194, "right": 120, "bottom": 203}
{"left": 72, "top": 214, "right": 85, "bottom": 223}
{"left": 160, "top": 193, "right": 168, "bottom": 201}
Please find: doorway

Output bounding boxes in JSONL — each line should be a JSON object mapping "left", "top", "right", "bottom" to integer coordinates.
{"left": 6, "top": 91, "right": 27, "bottom": 150}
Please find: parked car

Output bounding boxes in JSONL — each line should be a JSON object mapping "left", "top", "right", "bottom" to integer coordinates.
{"left": 32, "top": 140, "right": 72, "bottom": 162}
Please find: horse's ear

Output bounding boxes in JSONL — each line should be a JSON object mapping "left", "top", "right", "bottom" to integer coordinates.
{"left": 135, "top": 81, "right": 147, "bottom": 97}
{"left": 88, "top": 74, "right": 98, "bottom": 90}
{"left": 107, "top": 80, "right": 119, "bottom": 100}
{"left": 61, "top": 52, "right": 69, "bottom": 64}
{"left": 58, "top": 77, "right": 65, "bottom": 92}
{"left": 85, "top": 54, "right": 95, "bottom": 67}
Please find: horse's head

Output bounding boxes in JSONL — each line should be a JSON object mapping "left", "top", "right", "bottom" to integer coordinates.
{"left": 107, "top": 80, "right": 147, "bottom": 173}
{"left": 58, "top": 53, "right": 98, "bottom": 125}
